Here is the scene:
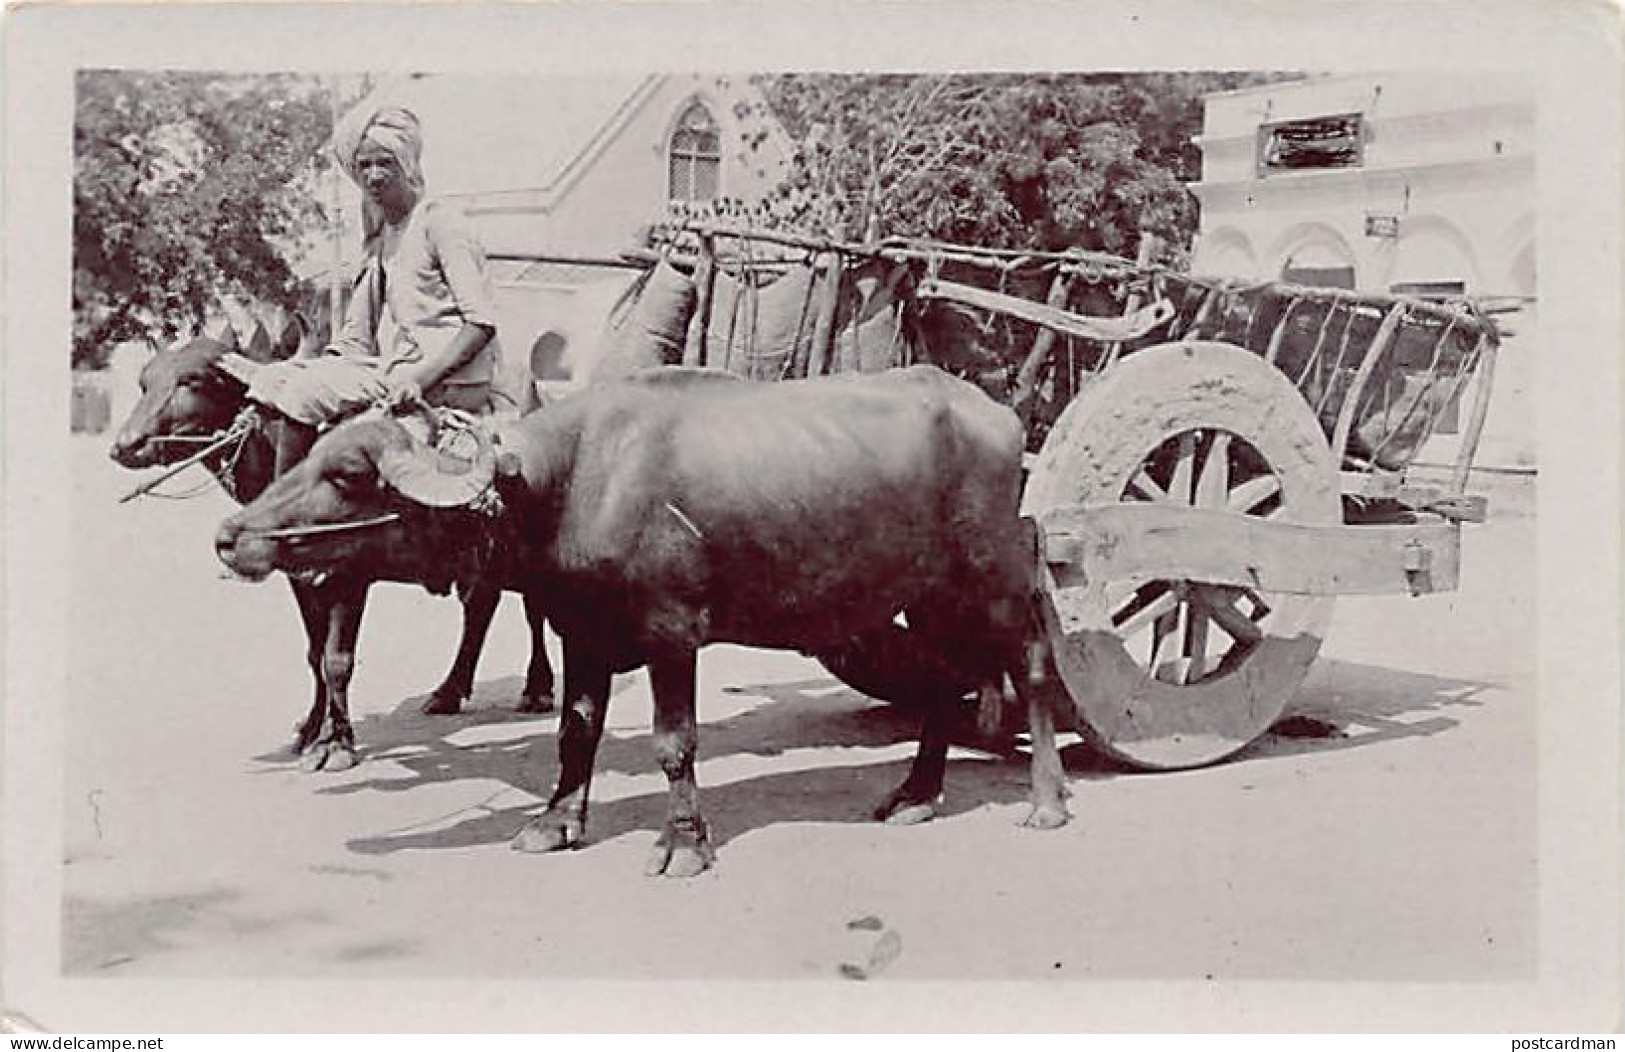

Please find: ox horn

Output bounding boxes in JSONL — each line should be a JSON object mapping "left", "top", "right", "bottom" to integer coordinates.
{"left": 377, "top": 414, "right": 497, "bottom": 509}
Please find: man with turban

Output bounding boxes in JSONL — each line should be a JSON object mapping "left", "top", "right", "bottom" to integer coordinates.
{"left": 244, "top": 105, "right": 503, "bottom": 470}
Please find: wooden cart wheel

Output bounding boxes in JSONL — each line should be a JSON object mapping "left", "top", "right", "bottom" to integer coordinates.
{"left": 1022, "top": 341, "right": 1342, "bottom": 770}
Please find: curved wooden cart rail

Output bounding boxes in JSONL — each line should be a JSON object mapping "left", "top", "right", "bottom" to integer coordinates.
{"left": 1022, "top": 341, "right": 1343, "bottom": 770}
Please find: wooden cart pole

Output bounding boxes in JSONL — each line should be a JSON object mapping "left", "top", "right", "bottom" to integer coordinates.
{"left": 806, "top": 251, "right": 845, "bottom": 377}
{"left": 1450, "top": 332, "right": 1499, "bottom": 495}
{"left": 1010, "top": 270, "right": 1075, "bottom": 426}
{"left": 836, "top": 279, "right": 860, "bottom": 375}
{"left": 1101, "top": 232, "right": 1160, "bottom": 370}
{"left": 788, "top": 255, "right": 819, "bottom": 379}
{"left": 683, "top": 232, "right": 717, "bottom": 368}
{"left": 1264, "top": 296, "right": 1304, "bottom": 365}
{"left": 1328, "top": 302, "right": 1408, "bottom": 465}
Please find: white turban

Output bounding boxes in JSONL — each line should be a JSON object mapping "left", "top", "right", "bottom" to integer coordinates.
{"left": 333, "top": 105, "right": 425, "bottom": 194}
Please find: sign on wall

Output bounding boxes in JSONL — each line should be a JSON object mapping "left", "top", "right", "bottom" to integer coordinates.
{"left": 1364, "top": 214, "right": 1401, "bottom": 239}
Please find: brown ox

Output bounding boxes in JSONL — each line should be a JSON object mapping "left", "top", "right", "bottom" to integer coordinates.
{"left": 215, "top": 366, "right": 1069, "bottom": 876}
{"left": 111, "top": 334, "right": 556, "bottom": 771}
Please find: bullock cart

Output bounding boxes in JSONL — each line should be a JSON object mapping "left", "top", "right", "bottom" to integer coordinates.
{"left": 505, "top": 222, "right": 1501, "bottom": 771}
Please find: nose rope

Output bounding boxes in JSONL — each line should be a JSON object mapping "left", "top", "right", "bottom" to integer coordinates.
{"left": 142, "top": 474, "right": 219, "bottom": 502}
{"left": 119, "top": 409, "right": 258, "bottom": 504}
{"left": 239, "top": 512, "right": 403, "bottom": 542}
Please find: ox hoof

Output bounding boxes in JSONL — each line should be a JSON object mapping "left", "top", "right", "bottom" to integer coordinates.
{"left": 421, "top": 690, "right": 465, "bottom": 716}
{"left": 1019, "top": 804, "right": 1071, "bottom": 831}
{"left": 512, "top": 816, "right": 579, "bottom": 854}
{"left": 645, "top": 821, "right": 715, "bottom": 878}
{"left": 299, "top": 741, "right": 359, "bottom": 773}
{"left": 874, "top": 793, "right": 940, "bottom": 826}
{"left": 515, "top": 692, "right": 556, "bottom": 715}
{"left": 322, "top": 745, "right": 359, "bottom": 773}
{"left": 291, "top": 719, "right": 323, "bottom": 757}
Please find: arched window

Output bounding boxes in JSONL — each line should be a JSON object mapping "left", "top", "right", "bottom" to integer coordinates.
{"left": 1387, "top": 219, "right": 1477, "bottom": 297}
{"left": 668, "top": 102, "right": 721, "bottom": 204}
{"left": 1194, "top": 228, "right": 1260, "bottom": 281}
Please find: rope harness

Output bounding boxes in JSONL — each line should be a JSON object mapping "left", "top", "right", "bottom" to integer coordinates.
{"left": 241, "top": 512, "right": 404, "bottom": 542}
{"left": 118, "top": 407, "right": 259, "bottom": 505}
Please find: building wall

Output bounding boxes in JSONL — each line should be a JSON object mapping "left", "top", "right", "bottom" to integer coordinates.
{"left": 538, "top": 74, "right": 791, "bottom": 256}
{"left": 1189, "top": 73, "right": 1536, "bottom": 469}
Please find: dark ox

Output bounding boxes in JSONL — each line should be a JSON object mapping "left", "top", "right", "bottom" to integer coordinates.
{"left": 111, "top": 334, "right": 556, "bottom": 771}
{"left": 215, "top": 365, "right": 1070, "bottom": 876}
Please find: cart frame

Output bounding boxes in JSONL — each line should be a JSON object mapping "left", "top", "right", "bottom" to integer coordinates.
{"left": 497, "top": 221, "right": 1504, "bottom": 769}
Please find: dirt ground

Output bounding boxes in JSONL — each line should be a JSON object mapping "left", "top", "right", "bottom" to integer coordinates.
{"left": 59, "top": 435, "right": 1538, "bottom": 993}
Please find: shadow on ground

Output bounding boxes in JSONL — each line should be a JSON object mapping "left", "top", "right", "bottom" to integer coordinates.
{"left": 297, "top": 654, "right": 1494, "bottom": 861}
{"left": 1246, "top": 656, "right": 1494, "bottom": 762}
{"left": 332, "top": 673, "right": 1051, "bottom": 857}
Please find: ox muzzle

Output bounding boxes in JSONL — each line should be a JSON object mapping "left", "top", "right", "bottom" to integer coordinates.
{"left": 214, "top": 409, "right": 503, "bottom": 583}
{"left": 215, "top": 510, "right": 405, "bottom": 582}
{"left": 109, "top": 427, "right": 157, "bottom": 469}
{"left": 112, "top": 424, "right": 236, "bottom": 469}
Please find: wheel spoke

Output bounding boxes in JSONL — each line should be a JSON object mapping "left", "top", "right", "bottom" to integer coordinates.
{"left": 1181, "top": 604, "right": 1212, "bottom": 683}
{"left": 1190, "top": 584, "right": 1263, "bottom": 646}
{"left": 1115, "top": 586, "right": 1179, "bottom": 638}
{"left": 1225, "top": 474, "right": 1281, "bottom": 515}
{"left": 1103, "top": 579, "right": 1139, "bottom": 613}
{"left": 1195, "top": 432, "right": 1231, "bottom": 509}
{"left": 1170, "top": 432, "right": 1197, "bottom": 505}
{"left": 1150, "top": 607, "right": 1182, "bottom": 683}
{"left": 1110, "top": 580, "right": 1171, "bottom": 625}
{"left": 1126, "top": 468, "right": 1172, "bottom": 504}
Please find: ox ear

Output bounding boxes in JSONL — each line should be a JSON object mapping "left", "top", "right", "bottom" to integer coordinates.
{"left": 377, "top": 421, "right": 497, "bottom": 509}
{"left": 273, "top": 315, "right": 304, "bottom": 361}
{"left": 244, "top": 321, "right": 274, "bottom": 363}
{"left": 212, "top": 322, "right": 240, "bottom": 353}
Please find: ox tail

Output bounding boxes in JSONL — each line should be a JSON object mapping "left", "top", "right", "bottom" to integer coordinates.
{"left": 977, "top": 513, "right": 1052, "bottom": 739}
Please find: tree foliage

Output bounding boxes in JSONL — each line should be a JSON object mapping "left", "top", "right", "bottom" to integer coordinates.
{"left": 745, "top": 73, "right": 1297, "bottom": 262}
{"left": 72, "top": 71, "right": 346, "bottom": 368}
